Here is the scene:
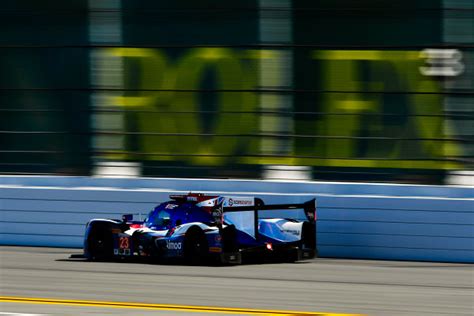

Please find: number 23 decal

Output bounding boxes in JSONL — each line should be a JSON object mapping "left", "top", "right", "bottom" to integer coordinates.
{"left": 119, "top": 237, "right": 130, "bottom": 249}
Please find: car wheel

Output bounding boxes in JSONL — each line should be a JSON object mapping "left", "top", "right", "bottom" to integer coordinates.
{"left": 184, "top": 227, "right": 208, "bottom": 265}
{"left": 221, "top": 224, "right": 237, "bottom": 252}
{"left": 87, "top": 223, "right": 113, "bottom": 261}
{"left": 284, "top": 248, "right": 299, "bottom": 263}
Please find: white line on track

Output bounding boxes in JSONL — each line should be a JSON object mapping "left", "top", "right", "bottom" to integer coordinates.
{"left": 0, "top": 312, "right": 47, "bottom": 316}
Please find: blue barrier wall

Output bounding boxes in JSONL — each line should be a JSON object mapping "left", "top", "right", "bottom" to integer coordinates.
{"left": 1, "top": 176, "right": 473, "bottom": 263}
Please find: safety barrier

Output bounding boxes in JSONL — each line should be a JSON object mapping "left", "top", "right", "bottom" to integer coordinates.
{"left": 1, "top": 176, "right": 472, "bottom": 263}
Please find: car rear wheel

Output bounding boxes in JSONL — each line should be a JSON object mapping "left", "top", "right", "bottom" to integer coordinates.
{"left": 221, "top": 224, "right": 237, "bottom": 252}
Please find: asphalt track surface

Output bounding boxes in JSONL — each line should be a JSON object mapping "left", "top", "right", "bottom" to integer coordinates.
{"left": 0, "top": 247, "right": 473, "bottom": 316}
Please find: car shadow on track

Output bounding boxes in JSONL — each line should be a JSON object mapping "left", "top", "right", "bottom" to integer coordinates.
{"left": 56, "top": 253, "right": 312, "bottom": 267}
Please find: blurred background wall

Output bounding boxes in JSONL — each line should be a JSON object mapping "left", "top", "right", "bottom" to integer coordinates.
{"left": 1, "top": 0, "right": 473, "bottom": 184}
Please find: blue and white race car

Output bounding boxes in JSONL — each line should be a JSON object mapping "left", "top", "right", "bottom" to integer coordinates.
{"left": 84, "top": 193, "right": 317, "bottom": 264}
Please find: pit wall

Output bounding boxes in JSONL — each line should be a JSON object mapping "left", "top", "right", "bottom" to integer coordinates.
{"left": 1, "top": 176, "right": 472, "bottom": 263}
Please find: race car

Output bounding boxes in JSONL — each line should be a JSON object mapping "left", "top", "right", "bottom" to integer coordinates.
{"left": 84, "top": 193, "right": 317, "bottom": 264}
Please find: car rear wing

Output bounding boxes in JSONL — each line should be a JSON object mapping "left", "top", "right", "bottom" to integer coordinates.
{"left": 211, "top": 197, "right": 317, "bottom": 242}
{"left": 222, "top": 197, "right": 316, "bottom": 220}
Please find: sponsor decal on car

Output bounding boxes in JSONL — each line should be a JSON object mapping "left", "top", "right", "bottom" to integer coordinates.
{"left": 166, "top": 241, "right": 182, "bottom": 250}
{"left": 224, "top": 197, "right": 254, "bottom": 207}
{"left": 282, "top": 229, "right": 300, "bottom": 236}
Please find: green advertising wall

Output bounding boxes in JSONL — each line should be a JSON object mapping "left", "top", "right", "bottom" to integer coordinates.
{"left": 1, "top": 0, "right": 471, "bottom": 182}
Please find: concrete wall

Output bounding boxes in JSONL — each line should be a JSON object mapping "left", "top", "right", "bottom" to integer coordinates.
{"left": 1, "top": 176, "right": 473, "bottom": 263}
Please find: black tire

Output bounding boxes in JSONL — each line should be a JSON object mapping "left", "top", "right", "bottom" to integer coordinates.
{"left": 284, "top": 248, "right": 299, "bottom": 263}
{"left": 87, "top": 222, "right": 114, "bottom": 261}
{"left": 301, "top": 222, "right": 316, "bottom": 250}
{"left": 183, "top": 227, "right": 208, "bottom": 265}
{"left": 221, "top": 224, "right": 238, "bottom": 252}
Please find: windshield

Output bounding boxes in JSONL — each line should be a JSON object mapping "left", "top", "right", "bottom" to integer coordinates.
{"left": 144, "top": 202, "right": 213, "bottom": 230}
{"left": 145, "top": 209, "right": 171, "bottom": 230}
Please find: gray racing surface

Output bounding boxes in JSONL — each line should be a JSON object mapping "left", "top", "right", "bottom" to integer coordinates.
{"left": 0, "top": 246, "right": 473, "bottom": 316}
